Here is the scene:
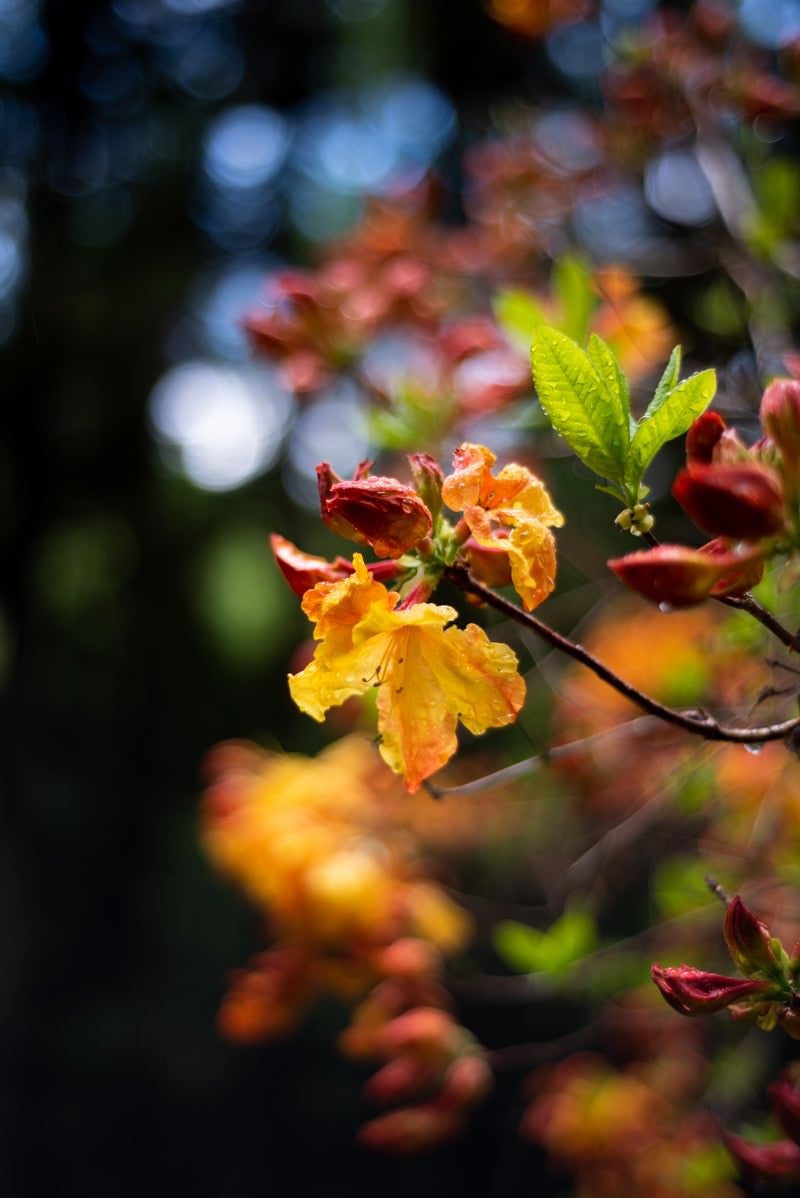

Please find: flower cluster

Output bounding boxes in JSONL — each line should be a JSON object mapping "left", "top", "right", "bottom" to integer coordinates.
{"left": 275, "top": 443, "right": 563, "bottom": 789}
{"left": 201, "top": 736, "right": 471, "bottom": 1042}
{"left": 611, "top": 381, "right": 800, "bottom": 607}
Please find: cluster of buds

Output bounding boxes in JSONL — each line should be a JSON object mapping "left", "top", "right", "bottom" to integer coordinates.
{"left": 610, "top": 381, "right": 800, "bottom": 607}
{"left": 651, "top": 896, "right": 800, "bottom": 1037}
{"left": 340, "top": 939, "right": 492, "bottom": 1153}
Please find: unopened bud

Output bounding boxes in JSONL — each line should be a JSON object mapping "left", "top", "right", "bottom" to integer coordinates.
{"left": 686, "top": 410, "right": 727, "bottom": 464}
{"left": 408, "top": 453, "right": 444, "bottom": 523}
{"left": 673, "top": 463, "right": 786, "bottom": 539}
{"left": 723, "top": 895, "right": 780, "bottom": 977}
{"left": 651, "top": 963, "right": 770, "bottom": 1015}
{"left": 614, "top": 503, "right": 654, "bottom": 536}
{"left": 761, "top": 378, "right": 800, "bottom": 494}
{"left": 725, "top": 1133, "right": 800, "bottom": 1185}
{"left": 318, "top": 463, "right": 433, "bottom": 558}
{"left": 769, "top": 1076, "right": 800, "bottom": 1145}
{"left": 608, "top": 543, "right": 762, "bottom": 607}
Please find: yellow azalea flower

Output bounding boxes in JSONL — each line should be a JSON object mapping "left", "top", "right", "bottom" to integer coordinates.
{"left": 289, "top": 556, "right": 526, "bottom": 791}
{"left": 442, "top": 443, "right": 564, "bottom": 610}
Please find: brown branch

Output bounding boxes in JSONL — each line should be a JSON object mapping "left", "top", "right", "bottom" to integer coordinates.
{"left": 717, "top": 591, "right": 800, "bottom": 653}
{"left": 641, "top": 531, "right": 800, "bottom": 652}
{"left": 444, "top": 565, "right": 800, "bottom": 746}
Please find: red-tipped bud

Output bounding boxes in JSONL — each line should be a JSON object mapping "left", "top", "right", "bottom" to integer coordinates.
{"left": 607, "top": 542, "right": 762, "bottom": 607}
{"left": 270, "top": 533, "right": 354, "bottom": 596}
{"left": 673, "top": 463, "right": 786, "bottom": 539}
{"left": 686, "top": 410, "right": 727, "bottom": 464}
{"left": 703, "top": 537, "right": 766, "bottom": 597}
{"left": 769, "top": 1077, "right": 800, "bottom": 1145}
{"left": 725, "top": 1133, "right": 800, "bottom": 1185}
{"left": 318, "top": 464, "right": 433, "bottom": 558}
{"left": 408, "top": 453, "right": 444, "bottom": 523}
{"left": 723, "top": 896, "right": 780, "bottom": 976}
{"left": 651, "top": 963, "right": 770, "bottom": 1015}
{"left": 761, "top": 378, "right": 800, "bottom": 487}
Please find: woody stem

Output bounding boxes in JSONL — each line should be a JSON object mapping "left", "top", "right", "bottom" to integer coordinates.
{"left": 641, "top": 529, "right": 800, "bottom": 651}
{"left": 444, "top": 565, "right": 800, "bottom": 745}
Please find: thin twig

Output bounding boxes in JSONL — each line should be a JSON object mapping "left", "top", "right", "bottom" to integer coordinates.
{"left": 426, "top": 715, "right": 661, "bottom": 799}
{"left": 445, "top": 566, "right": 800, "bottom": 746}
{"left": 717, "top": 592, "right": 800, "bottom": 653}
{"left": 641, "top": 533, "right": 800, "bottom": 652}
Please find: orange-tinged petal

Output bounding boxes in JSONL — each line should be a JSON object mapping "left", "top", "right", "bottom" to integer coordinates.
{"left": 441, "top": 442, "right": 495, "bottom": 510}
{"left": 426, "top": 623, "right": 526, "bottom": 735}
{"left": 501, "top": 513, "right": 558, "bottom": 611}
{"left": 301, "top": 553, "right": 396, "bottom": 638}
{"left": 368, "top": 615, "right": 525, "bottom": 791}
{"left": 443, "top": 443, "right": 563, "bottom": 610}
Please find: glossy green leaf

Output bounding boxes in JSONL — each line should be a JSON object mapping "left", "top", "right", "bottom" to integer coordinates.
{"left": 530, "top": 325, "right": 629, "bottom": 483}
{"left": 586, "top": 332, "right": 631, "bottom": 434}
{"left": 626, "top": 367, "right": 716, "bottom": 487}
{"left": 644, "top": 345, "right": 682, "bottom": 421}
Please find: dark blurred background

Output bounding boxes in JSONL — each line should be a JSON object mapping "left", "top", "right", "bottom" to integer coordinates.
{"left": 0, "top": 3, "right": 556, "bottom": 1194}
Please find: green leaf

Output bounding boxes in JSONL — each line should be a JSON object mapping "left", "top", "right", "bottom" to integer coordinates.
{"left": 626, "top": 367, "right": 716, "bottom": 488}
{"left": 586, "top": 332, "right": 631, "bottom": 435}
{"left": 553, "top": 254, "right": 594, "bottom": 343}
{"left": 493, "top": 921, "right": 546, "bottom": 974}
{"left": 530, "top": 325, "right": 630, "bottom": 483}
{"left": 493, "top": 289, "right": 549, "bottom": 355}
{"left": 641, "top": 345, "right": 682, "bottom": 422}
{"left": 494, "top": 904, "right": 597, "bottom": 977}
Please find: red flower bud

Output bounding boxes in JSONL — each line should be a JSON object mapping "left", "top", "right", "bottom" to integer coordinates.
{"left": 686, "top": 410, "right": 727, "bottom": 464}
{"left": 769, "top": 1077, "right": 800, "bottom": 1146}
{"left": 761, "top": 378, "right": 800, "bottom": 483}
{"left": 318, "top": 464, "right": 433, "bottom": 558}
{"left": 408, "top": 453, "right": 444, "bottom": 522}
{"left": 672, "top": 463, "right": 786, "bottom": 539}
{"left": 725, "top": 1133, "right": 800, "bottom": 1185}
{"left": 703, "top": 537, "right": 766, "bottom": 597}
{"left": 651, "top": 963, "right": 770, "bottom": 1015}
{"left": 723, "top": 896, "right": 780, "bottom": 976}
{"left": 607, "top": 542, "right": 762, "bottom": 607}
